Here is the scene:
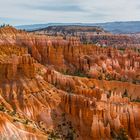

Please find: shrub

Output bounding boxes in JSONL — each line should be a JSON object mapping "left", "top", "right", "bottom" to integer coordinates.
{"left": 122, "top": 89, "right": 128, "bottom": 98}
{"left": 132, "top": 97, "right": 140, "bottom": 103}
{"left": 98, "top": 74, "right": 103, "bottom": 80}
{"left": 0, "top": 104, "right": 4, "bottom": 111}
{"left": 23, "top": 119, "right": 29, "bottom": 125}
{"left": 116, "top": 128, "right": 128, "bottom": 140}
{"left": 48, "top": 130, "right": 60, "bottom": 140}
{"left": 73, "top": 71, "right": 87, "bottom": 77}
{"left": 110, "top": 130, "right": 117, "bottom": 139}
{"left": 9, "top": 110, "right": 16, "bottom": 116}
{"left": 111, "top": 128, "right": 128, "bottom": 140}
{"left": 13, "top": 119, "right": 18, "bottom": 122}
{"left": 107, "top": 90, "right": 111, "bottom": 98}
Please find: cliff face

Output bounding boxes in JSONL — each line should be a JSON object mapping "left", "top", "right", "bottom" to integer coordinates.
{"left": 0, "top": 26, "right": 140, "bottom": 140}
{"left": 0, "top": 26, "right": 140, "bottom": 84}
{"left": 0, "top": 77, "right": 60, "bottom": 140}
{"left": 0, "top": 40, "right": 62, "bottom": 139}
{"left": 32, "top": 25, "right": 140, "bottom": 47}
{"left": 0, "top": 54, "right": 35, "bottom": 80}
{"left": 45, "top": 68, "right": 140, "bottom": 140}
{"left": 60, "top": 93, "right": 140, "bottom": 140}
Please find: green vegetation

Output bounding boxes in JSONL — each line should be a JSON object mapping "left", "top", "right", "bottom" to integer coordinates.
{"left": 0, "top": 104, "right": 5, "bottom": 111}
{"left": 61, "top": 112, "right": 65, "bottom": 117}
{"left": 48, "top": 112, "right": 77, "bottom": 140}
{"left": 13, "top": 118, "right": 29, "bottom": 125}
{"left": 98, "top": 74, "right": 103, "bottom": 80}
{"left": 48, "top": 130, "right": 61, "bottom": 140}
{"left": 13, "top": 118, "right": 18, "bottom": 122}
{"left": 119, "top": 48, "right": 125, "bottom": 52}
{"left": 132, "top": 97, "right": 140, "bottom": 103}
{"left": 62, "top": 69, "right": 89, "bottom": 78}
{"left": 117, "top": 128, "right": 128, "bottom": 140}
{"left": 9, "top": 110, "right": 16, "bottom": 116}
{"left": 120, "top": 77, "right": 127, "bottom": 82}
{"left": 23, "top": 119, "right": 29, "bottom": 125}
{"left": 132, "top": 79, "right": 140, "bottom": 84}
{"left": 107, "top": 90, "right": 111, "bottom": 98}
{"left": 62, "top": 70, "right": 90, "bottom": 78}
{"left": 111, "top": 128, "right": 128, "bottom": 140}
{"left": 61, "top": 70, "right": 69, "bottom": 75}
{"left": 110, "top": 130, "right": 117, "bottom": 139}
{"left": 0, "top": 24, "right": 10, "bottom": 28}
{"left": 105, "top": 73, "right": 115, "bottom": 81}
{"left": 73, "top": 70, "right": 87, "bottom": 77}
{"left": 122, "top": 89, "right": 128, "bottom": 98}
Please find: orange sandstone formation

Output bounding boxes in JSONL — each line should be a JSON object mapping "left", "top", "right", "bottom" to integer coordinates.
{"left": 0, "top": 26, "right": 139, "bottom": 140}
{"left": 46, "top": 68, "right": 140, "bottom": 140}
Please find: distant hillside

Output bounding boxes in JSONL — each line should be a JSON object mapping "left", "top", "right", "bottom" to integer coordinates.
{"left": 33, "top": 25, "right": 107, "bottom": 36}
{"left": 15, "top": 21, "right": 140, "bottom": 34}
{"left": 96, "top": 21, "right": 140, "bottom": 34}
{"left": 16, "top": 23, "right": 83, "bottom": 31}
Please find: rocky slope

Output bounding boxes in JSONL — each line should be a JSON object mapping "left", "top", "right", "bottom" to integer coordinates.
{"left": 45, "top": 68, "right": 140, "bottom": 140}
{"left": 32, "top": 25, "right": 140, "bottom": 49}
{"left": 0, "top": 25, "right": 140, "bottom": 140}
{"left": 0, "top": 26, "right": 140, "bottom": 84}
{"left": 0, "top": 42, "right": 61, "bottom": 139}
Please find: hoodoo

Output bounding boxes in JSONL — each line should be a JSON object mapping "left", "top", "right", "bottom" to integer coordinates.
{"left": 0, "top": 25, "right": 140, "bottom": 140}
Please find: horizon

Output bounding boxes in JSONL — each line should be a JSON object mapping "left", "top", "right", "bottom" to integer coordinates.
{"left": 0, "top": 0, "right": 140, "bottom": 26}
{"left": 15, "top": 20, "right": 140, "bottom": 27}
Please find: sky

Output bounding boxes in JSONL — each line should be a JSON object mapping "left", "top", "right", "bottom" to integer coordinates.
{"left": 0, "top": 0, "right": 140, "bottom": 25}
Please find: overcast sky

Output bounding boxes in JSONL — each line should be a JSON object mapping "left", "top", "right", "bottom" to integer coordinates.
{"left": 0, "top": 0, "right": 140, "bottom": 25}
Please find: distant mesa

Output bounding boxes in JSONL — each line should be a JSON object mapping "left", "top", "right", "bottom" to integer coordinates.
{"left": 15, "top": 21, "right": 140, "bottom": 34}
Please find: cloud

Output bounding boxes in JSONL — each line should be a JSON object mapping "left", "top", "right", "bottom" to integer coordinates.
{"left": 0, "top": 0, "right": 140, "bottom": 25}
{"left": 21, "top": 3, "right": 85, "bottom": 12}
